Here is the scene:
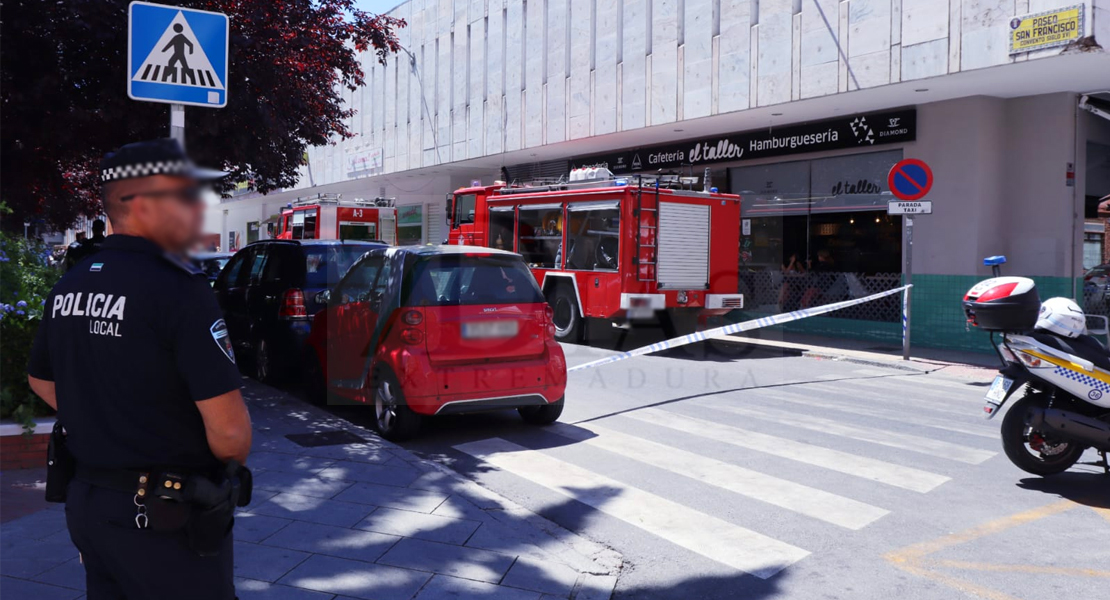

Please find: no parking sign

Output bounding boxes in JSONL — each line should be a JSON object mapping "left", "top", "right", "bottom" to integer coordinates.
{"left": 887, "top": 159, "right": 933, "bottom": 201}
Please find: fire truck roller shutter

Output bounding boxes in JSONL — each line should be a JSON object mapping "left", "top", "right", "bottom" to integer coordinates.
{"left": 657, "top": 202, "right": 711, "bottom": 290}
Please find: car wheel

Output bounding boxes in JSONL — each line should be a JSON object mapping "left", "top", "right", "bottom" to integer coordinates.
{"left": 373, "top": 370, "right": 421, "bottom": 441}
{"left": 301, "top": 351, "right": 327, "bottom": 405}
{"left": 550, "top": 286, "right": 584, "bottom": 343}
{"left": 519, "top": 396, "right": 565, "bottom": 425}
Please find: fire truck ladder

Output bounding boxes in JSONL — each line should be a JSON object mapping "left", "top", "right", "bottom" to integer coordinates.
{"left": 634, "top": 178, "right": 659, "bottom": 282}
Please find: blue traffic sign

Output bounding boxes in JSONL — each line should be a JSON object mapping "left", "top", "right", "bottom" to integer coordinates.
{"left": 887, "top": 158, "right": 933, "bottom": 201}
{"left": 128, "top": 2, "right": 228, "bottom": 108}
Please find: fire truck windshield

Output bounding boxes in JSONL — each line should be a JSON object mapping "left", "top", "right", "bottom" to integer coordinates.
{"left": 454, "top": 194, "right": 477, "bottom": 225}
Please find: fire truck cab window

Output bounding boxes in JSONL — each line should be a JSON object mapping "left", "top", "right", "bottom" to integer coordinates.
{"left": 302, "top": 213, "right": 318, "bottom": 239}
{"left": 454, "top": 194, "right": 477, "bottom": 225}
{"left": 566, "top": 202, "right": 620, "bottom": 271}
{"left": 517, "top": 205, "right": 563, "bottom": 269}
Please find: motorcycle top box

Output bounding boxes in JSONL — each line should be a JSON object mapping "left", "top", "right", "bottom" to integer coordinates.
{"left": 963, "top": 277, "right": 1040, "bottom": 331}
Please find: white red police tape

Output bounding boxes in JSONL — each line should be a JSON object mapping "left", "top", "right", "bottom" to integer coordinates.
{"left": 567, "top": 285, "right": 913, "bottom": 373}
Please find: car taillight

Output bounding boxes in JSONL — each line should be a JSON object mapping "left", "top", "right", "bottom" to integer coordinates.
{"left": 279, "top": 289, "right": 307, "bottom": 319}
{"left": 403, "top": 309, "right": 423, "bottom": 326}
{"left": 401, "top": 328, "right": 424, "bottom": 345}
{"left": 544, "top": 305, "right": 556, "bottom": 338}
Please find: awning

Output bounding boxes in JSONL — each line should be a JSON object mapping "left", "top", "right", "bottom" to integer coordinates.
{"left": 567, "top": 200, "right": 620, "bottom": 212}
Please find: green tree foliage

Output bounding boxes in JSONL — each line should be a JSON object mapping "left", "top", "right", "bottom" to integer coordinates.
{"left": 1, "top": 0, "right": 404, "bottom": 232}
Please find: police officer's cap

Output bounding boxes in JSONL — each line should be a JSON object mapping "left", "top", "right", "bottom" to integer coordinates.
{"left": 99, "top": 139, "right": 228, "bottom": 184}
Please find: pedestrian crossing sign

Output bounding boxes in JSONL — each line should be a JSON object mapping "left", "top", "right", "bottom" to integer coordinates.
{"left": 128, "top": 2, "right": 228, "bottom": 108}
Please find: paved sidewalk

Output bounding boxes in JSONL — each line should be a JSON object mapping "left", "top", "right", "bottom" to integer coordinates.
{"left": 0, "top": 380, "right": 622, "bottom": 600}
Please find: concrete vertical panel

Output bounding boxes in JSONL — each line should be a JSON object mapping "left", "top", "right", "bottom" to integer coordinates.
{"left": 437, "top": 31, "right": 452, "bottom": 162}
{"left": 756, "top": 1, "right": 792, "bottom": 105}
{"left": 800, "top": 0, "right": 839, "bottom": 67}
{"left": 525, "top": 0, "right": 545, "bottom": 146}
{"left": 569, "top": 0, "right": 593, "bottom": 139}
{"left": 595, "top": 0, "right": 619, "bottom": 134}
{"left": 791, "top": 12, "right": 801, "bottom": 101}
{"left": 1094, "top": 0, "right": 1110, "bottom": 51}
{"left": 838, "top": 0, "right": 849, "bottom": 92}
{"left": 683, "top": 0, "right": 714, "bottom": 120}
{"left": 453, "top": 13, "right": 468, "bottom": 159}
{"left": 622, "top": 0, "right": 648, "bottom": 130}
{"left": 718, "top": 0, "right": 751, "bottom": 113}
{"left": 547, "top": 0, "right": 568, "bottom": 144}
{"left": 890, "top": 43, "right": 901, "bottom": 83}
{"left": 505, "top": 1, "right": 523, "bottom": 152}
{"left": 948, "top": 0, "right": 961, "bottom": 72}
{"left": 891, "top": 0, "right": 902, "bottom": 46}
{"left": 847, "top": 0, "right": 892, "bottom": 57}
{"left": 650, "top": 0, "right": 678, "bottom": 124}
{"left": 486, "top": 5, "right": 505, "bottom": 155}
{"left": 384, "top": 56, "right": 396, "bottom": 163}
{"left": 469, "top": 18, "right": 485, "bottom": 159}
{"left": 901, "top": 38, "right": 949, "bottom": 79}
{"left": 960, "top": 0, "right": 1012, "bottom": 71}
{"left": 901, "top": 0, "right": 949, "bottom": 47}
{"left": 749, "top": 24, "right": 758, "bottom": 108}
{"left": 800, "top": 61, "right": 839, "bottom": 98}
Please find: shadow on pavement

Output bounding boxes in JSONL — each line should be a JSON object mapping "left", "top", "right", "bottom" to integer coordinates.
{"left": 611, "top": 570, "right": 785, "bottom": 600}
{"left": 1016, "top": 471, "right": 1110, "bottom": 509}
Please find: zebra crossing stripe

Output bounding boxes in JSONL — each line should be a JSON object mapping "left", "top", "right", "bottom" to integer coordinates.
{"left": 453, "top": 438, "right": 810, "bottom": 578}
{"left": 769, "top": 387, "right": 997, "bottom": 439}
{"left": 703, "top": 402, "right": 997, "bottom": 464}
{"left": 567, "top": 285, "right": 912, "bottom": 373}
{"left": 626, "top": 409, "right": 950, "bottom": 493}
{"left": 545, "top": 422, "right": 889, "bottom": 530}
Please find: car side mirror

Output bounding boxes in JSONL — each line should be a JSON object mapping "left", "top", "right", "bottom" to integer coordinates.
{"left": 315, "top": 289, "right": 331, "bottom": 305}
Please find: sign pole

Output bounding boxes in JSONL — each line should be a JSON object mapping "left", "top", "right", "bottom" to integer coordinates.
{"left": 903, "top": 216, "right": 914, "bottom": 361}
{"left": 170, "top": 104, "right": 186, "bottom": 148}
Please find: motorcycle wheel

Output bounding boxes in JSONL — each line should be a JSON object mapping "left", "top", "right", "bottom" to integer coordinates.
{"left": 1000, "top": 393, "right": 1085, "bottom": 476}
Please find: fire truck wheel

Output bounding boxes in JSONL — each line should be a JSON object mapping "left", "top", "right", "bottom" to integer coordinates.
{"left": 519, "top": 396, "right": 565, "bottom": 425}
{"left": 549, "top": 286, "right": 584, "bottom": 342}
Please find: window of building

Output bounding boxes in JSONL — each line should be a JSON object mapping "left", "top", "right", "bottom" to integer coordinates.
{"left": 566, "top": 201, "right": 620, "bottom": 271}
{"left": 398, "top": 205, "right": 424, "bottom": 245}
{"left": 517, "top": 204, "right": 563, "bottom": 268}
{"left": 247, "top": 221, "right": 261, "bottom": 244}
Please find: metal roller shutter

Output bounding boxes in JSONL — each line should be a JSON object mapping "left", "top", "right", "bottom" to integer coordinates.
{"left": 657, "top": 202, "right": 710, "bottom": 290}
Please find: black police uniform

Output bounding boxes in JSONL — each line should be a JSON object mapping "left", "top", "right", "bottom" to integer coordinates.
{"left": 28, "top": 234, "right": 242, "bottom": 600}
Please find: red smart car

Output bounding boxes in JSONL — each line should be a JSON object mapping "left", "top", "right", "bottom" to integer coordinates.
{"left": 303, "top": 246, "right": 567, "bottom": 440}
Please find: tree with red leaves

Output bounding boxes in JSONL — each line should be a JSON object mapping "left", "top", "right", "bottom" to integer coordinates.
{"left": 1, "top": 0, "right": 404, "bottom": 232}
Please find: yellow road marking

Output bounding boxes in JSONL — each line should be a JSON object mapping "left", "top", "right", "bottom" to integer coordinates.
{"left": 927, "top": 559, "right": 1110, "bottom": 578}
{"left": 884, "top": 500, "right": 1106, "bottom": 600}
{"left": 884, "top": 500, "right": 1077, "bottom": 563}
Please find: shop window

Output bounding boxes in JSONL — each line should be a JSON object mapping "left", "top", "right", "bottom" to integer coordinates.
{"left": 566, "top": 202, "right": 620, "bottom": 271}
{"left": 247, "top": 221, "right": 261, "bottom": 244}
{"left": 517, "top": 205, "right": 562, "bottom": 268}
{"left": 488, "top": 207, "right": 514, "bottom": 250}
{"left": 397, "top": 205, "right": 424, "bottom": 245}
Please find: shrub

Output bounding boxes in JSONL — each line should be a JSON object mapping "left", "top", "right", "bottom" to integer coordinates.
{"left": 0, "top": 230, "right": 62, "bottom": 430}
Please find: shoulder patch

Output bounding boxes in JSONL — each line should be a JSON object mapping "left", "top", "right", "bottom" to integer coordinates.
{"left": 210, "top": 319, "right": 236, "bottom": 364}
{"left": 161, "top": 251, "right": 204, "bottom": 276}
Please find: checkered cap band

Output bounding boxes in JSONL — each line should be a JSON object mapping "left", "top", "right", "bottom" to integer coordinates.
{"left": 100, "top": 160, "right": 192, "bottom": 183}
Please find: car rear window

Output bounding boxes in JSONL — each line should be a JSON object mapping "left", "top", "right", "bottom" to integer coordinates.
{"left": 303, "top": 245, "right": 376, "bottom": 288}
{"left": 404, "top": 255, "right": 544, "bottom": 306}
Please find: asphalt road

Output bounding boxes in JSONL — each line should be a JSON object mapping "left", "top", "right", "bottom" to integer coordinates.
{"left": 328, "top": 328, "right": 1110, "bottom": 600}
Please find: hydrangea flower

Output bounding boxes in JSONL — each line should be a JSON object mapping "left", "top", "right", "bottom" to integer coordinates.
{"left": 15, "top": 310, "right": 25, "bottom": 316}
{"left": 16, "top": 300, "right": 27, "bottom": 308}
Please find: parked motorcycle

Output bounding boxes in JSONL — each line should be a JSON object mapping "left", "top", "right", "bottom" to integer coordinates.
{"left": 964, "top": 256, "right": 1110, "bottom": 476}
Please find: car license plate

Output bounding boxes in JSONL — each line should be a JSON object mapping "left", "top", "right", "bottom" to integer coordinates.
{"left": 462, "top": 320, "right": 518, "bottom": 339}
{"left": 628, "top": 307, "right": 654, "bottom": 320}
{"left": 982, "top": 376, "right": 1013, "bottom": 419}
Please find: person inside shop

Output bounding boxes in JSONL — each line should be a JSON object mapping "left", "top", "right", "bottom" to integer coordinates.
{"left": 779, "top": 252, "right": 806, "bottom": 310}
{"left": 801, "top": 248, "right": 838, "bottom": 307}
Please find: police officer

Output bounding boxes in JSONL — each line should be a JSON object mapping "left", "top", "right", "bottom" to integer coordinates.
{"left": 27, "top": 139, "right": 252, "bottom": 600}
{"left": 64, "top": 219, "right": 108, "bottom": 271}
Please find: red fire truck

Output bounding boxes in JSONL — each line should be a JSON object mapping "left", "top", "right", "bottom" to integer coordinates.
{"left": 277, "top": 194, "right": 397, "bottom": 244}
{"left": 446, "top": 173, "right": 744, "bottom": 341}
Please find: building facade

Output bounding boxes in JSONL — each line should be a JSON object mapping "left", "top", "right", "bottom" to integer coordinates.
{"left": 213, "top": 0, "right": 1110, "bottom": 352}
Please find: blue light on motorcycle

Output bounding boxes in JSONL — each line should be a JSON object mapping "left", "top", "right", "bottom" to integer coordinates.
{"left": 983, "top": 255, "right": 1007, "bottom": 266}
